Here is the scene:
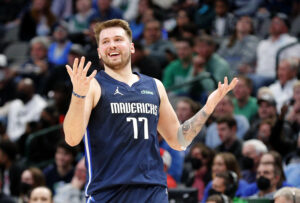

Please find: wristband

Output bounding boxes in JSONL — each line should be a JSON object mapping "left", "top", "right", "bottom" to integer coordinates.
{"left": 72, "top": 91, "right": 86, "bottom": 99}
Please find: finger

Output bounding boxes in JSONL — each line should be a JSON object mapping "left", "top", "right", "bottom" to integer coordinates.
{"left": 78, "top": 56, "right": 85, "bottom": 75}
{"left": 66, "top": 65, "right": 73, "bottom": 77}
{"left": 224, "top": 76, "right": 228, "bottom": 86}
{"left": 83, "top": 61, "right": 92, "bottom": 76}
{"left": 229, "top": 77, "right": 239, "bottom": 90}
{"left": 73, "top": 58, "right": 79, "bottom": 75}
{"left": 87, "top": 70, "right": 97, "bottom": 82}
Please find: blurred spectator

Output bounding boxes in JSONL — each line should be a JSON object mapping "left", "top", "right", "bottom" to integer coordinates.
{"left": 206, "top": 194, "right": 231, "bottom": 203}
{"left": 0, "top": 0, "right": 27, "bottom": 28}
{"left": 48, "top": 22, "right": 72, "bottom": 67}
{"left": 274, "top": 187, "right": 300, "bottom": 203}
{"left": 249, "top": 163, "right": 281, "bottom": 199}
{"left": 194, "top": 35, "right": 232, "bottom": 83}
{"left": 182, "top": 143, "right": 215, "bottom": 201}
{"left": 20, "top": 36, "right": 51, "bottom": 94}
{"left": 193, "top": 0, "right": 215, "bottom": 32}
{"left": 89, "top": 0, "right": 123, "bottom": 22}
{"left": 43, "top": 140, "right": 77, "bottom": 194}
{"left": 18, "top": 167, "right": 46, "bottom": 203}
{"left": 232, "top": 76, "right": 258, "bottom": 122}
{"left": 2, "top": 78, "right": 47, "bottom": 142}
{"left": 202, "top": 152, "right": 248, "bottom": 202}
{"left": 249, "top": 13, "right": 298, "bottom": 92}
{"left": 28, "top": 186, "right": 53, "bottom": 203}
{"left": 269, "top": 58, "right": 299, "bottom": 113}
{"left": 217, "top": 16, "right": 259, "bottom": 75}
{"left": 19, "top": 0, "right": 56, "bottom": 41}
{"left": 67, "top": 0, "right": 96, "bottom": 35}
{"left": 54, "top": 158, "right": 86, "bottom": 203}
{"left": 112, "top": 0, "right": 139, "bottom": 21}
{"left": 215, "top": 116, "right": 243, "bottom": 162}
{"left": 211, "top": 0, "right": 235, "bottom": 42}
{"left": 163, "top": 38, "right": 194, "bottom": 95}
{"left": 131, "top": 41, "right": 161, "bottom": 79}
{"left": 51, "top": 0, "right": 73, "bottom": 20}
{"left": 0, "top": 172, "right": 16, "bottom": 203}
{"left": 241, "top": 139, "right": 268, "bottom": 183}
{"left": 231, "top": 0, "right": 264, "bottom": 17}
{"left": 205, "top": 95, "right": 249, "bottom": 149}
{"left": 141, "top": 19, "right": 176, "bottom": 69}
{"left": 159, "top": 148, "right": 177, "bottom": 189}
{"left": 0, "top": 140, "right": 23, "bottom": 197}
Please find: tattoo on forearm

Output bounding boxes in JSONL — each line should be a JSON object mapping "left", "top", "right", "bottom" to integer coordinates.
{"left": 178, "top": 108, "right": 210, "bottom": 147}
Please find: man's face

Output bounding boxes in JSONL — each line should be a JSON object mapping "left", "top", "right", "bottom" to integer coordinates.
{"left": 270, "top": 17, "right": 287, "bottom": 36}
{"left": 175, "top": 41, "right": 193, "bottom": 61}
{"left": 212, "top": 176, "right": 226, "bottom": 193}
{"left": 31, "top": 43, "right": 47, "bottom": 60}
{"left": 217, "top": 122, "right": 234, "bottom": 143}
{"left": 176, "top": 101, "right": 193, "bottom": 123}
{"left": 214, "top": 97, "right": 233, "bottom": 117}
{"left": 242, "top": 144, "right": 260, "bottom": 167}
{"left": 233, "top": 79, "right": 250, "bottom": 100}
{"left": 194, "top": 41, "right": 213, "bottom": 60}
{"left": 256, "top": 164, "right": 278, "bottom": 190}
{"left": 55, "top": 148, "right": 73, "bottom": 168}
{"left": 97, "top": 27, "right": 134, "bottom": 70}
{"left": 144, "top": 21, "right": 161, "bottom": 44}
{"left": 277, "top": 61, "right": 294, "bottom": 85}
{"left": 29, "top": 187, "right": 52, "bottom": 203}
{"left": 258, "top": 102, "right": 276, "bottom": 119}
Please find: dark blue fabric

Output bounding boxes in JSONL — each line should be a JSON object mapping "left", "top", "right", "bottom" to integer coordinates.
{"left": 84, "top": 71, "right": 167, "bottom": 198}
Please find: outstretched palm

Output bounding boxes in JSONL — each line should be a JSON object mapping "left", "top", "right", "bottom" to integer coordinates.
{"left": 66, "top": 57, "right": 97, "bottom": 97}
{"left": 205, "top": 77, "right": 239, "bottom": 113}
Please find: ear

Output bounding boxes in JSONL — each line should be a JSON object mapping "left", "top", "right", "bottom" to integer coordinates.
{"left": 130, "top": 42, "right": 135, "bottom": 54}
{"left": 97, "top": 47, "right": 101, "bottom": 59}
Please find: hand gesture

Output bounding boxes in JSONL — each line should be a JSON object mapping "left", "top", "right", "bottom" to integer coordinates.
{"left": 205, "top": 77, "right": 238, "bottom": 113}
{"left": 66, "top": 57, "right": 97, "bottom": 97}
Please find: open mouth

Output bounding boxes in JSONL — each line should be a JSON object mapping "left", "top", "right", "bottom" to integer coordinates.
{"left": 108, "top": 52, "right": 120, "bottom": 58}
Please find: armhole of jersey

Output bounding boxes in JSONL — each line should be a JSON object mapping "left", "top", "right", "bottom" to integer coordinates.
{"left": 152, "top": 78, "right": 161, "bottom": 106}
{"left": 92, "top": 74, "right": 103, "bottom": 110}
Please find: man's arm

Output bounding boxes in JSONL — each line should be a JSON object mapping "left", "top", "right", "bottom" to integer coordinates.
{"left": 63, "top": 57, "right": 98, "bottom": 146}
{"left": 156, "top": 77, "right": 238, "bottom": 151}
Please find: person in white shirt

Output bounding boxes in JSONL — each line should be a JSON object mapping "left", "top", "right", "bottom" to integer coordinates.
{"left": 269, "top": 58, "right": 299, "bottom": 113}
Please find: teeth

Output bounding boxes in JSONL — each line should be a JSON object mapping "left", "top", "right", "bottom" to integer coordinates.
{"left": 109, "top": 53, "right": 119, "bottom": 56}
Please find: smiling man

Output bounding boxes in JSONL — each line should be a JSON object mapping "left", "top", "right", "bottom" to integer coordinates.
{"left": 63, "top": 19, "right": 238, "bottom": 203}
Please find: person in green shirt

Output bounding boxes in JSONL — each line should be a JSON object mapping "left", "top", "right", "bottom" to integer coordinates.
{"left": 232, "top": 76, "right": 258, "bottom": 122}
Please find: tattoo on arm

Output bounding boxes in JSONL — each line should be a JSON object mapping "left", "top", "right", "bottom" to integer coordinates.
{"left": 178, "top": 108, "right": 210, "bottom": 148}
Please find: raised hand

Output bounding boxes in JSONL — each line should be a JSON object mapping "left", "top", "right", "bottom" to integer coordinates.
{"left": 205, "top": 77, "right": 239, "bottom": 113}
{"left": 66, "top": 57, "right": 97, "bottom": 97}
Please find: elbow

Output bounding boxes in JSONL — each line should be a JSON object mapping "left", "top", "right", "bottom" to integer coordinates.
{"left": 65, "top": 137, "right": 79, "bottom": 147}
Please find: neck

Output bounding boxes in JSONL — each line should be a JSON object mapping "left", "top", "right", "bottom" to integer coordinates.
{"left": 237, "top": 32, "right": 248, "bottom": 40}
{"left": 181, "top": 57, "right": 192, "bottom": 68}
{"left": 104, "top": 63, "right": 138, "bottom": 86}
{"left": 237, "top": 96, "right": 249, "bottom": 107}
{"left": 57, "top": 165, "right": 72, "bottom": 177}
{"left": 224, "top": 136, "right": 236, "bottom": 148}
{"left": 259, "top": 186, "right": 276, "bottom": 197}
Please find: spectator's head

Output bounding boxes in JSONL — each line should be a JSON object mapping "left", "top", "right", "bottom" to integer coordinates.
{"left": 143, "top": 19, "right": 162, "bottom": 44}
{"left": 192, "top": 55, "right": 206, "bottom": 74}
{"left": 97, "top": 0, "right": 112, "bottom": 12}
{"left": 55, "top": 140, "right": 77, "bottom": 169}
{"left": 68, "top": 44, "right": 85, "bottom": 65}
{"left": 270, "top": 13, "right": 290, "bottom": 37}
{"left": 260, "top": 151, "right": 286, "bottom": 187}
{"left": 213, "top": 95, "right": 234, "bottom": 118}
{"left": 242, "top": 139, "right": 267, "bottom": 171}
{"left": 0, "top": 140, "right": 18, "bottom": 166}
{"left": 175, "top": 97, "right": 201, "bottom": 123}
{"left": 176, "top": 9, "right": 191, "bottom": 28}
{"left": 194, "top": 35, "right": 216, "bottom": 60}
{"left": 159, "top": 148, "right": 172, "bottom": 172}
{"left": 210, "top": 171, "right": 238, "bottom": 198}
{"left": 256, "top": 163, "right": 281, "bottom": 194}
{"left": 206, "top": 194, "right": 231, "bottom": 203}
{"left": 94, "top": 19, "right": 134, "bottom": 70}
{"left": 189, "top": 143, "right": 215, "bottom": 171}
{"left": 216, "top": 116, "right": 237, "bottom": 144}
{"left": 257, "top": 119, "right": 273, "bottom": 144}
{"left": 30, "top": 36, "right": 49, "bottom": 61}
{"left": 214, "top": 0, "right": 229, "bottom": 17}
{"left": 277, "top": 58, "right": 299, "bottom": 86}
{"left": 274, "top": 187, "right": 300, "bottom": 203}
{"left": 257, "top": 92, "right": 277, "bottom": 120}
{"left": 76, "top": 0, "right": 92, "bottom": 14}
{"left": 16, "top": 78, "right": 35, "bottom": 104}
{"left": 74, "top": 157, "right": 86, "bottom": 184}
{"left": 53, "top": 21, "right": 68, "bottom": 43}
{"left": 174, "top": 37, "right": 194, "bottom": 61}
{"left": 32, "top": 0, "right": 51, "bottom": 12}
{"left": 29, "top": 186, "right": 53, "bottom": 203}
{"left": 212, "top": 152, "right": 240, "bottom": 179}
{"left": 235, "top": 16, "right": 254, "bottom": 35}
{"left": 233, "top": 76, "right": 252, "bottom": 102}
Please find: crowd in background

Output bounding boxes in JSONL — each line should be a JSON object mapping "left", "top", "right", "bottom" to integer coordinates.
{"left": 0, "top": 0, "right": 300, "bottom": 202}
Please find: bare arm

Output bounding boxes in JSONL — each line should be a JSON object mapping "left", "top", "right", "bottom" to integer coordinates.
{"left": 63, "top": 57, "right": 98, "bottom": 146}
{"left": 157, "top": 77, "right": 238, "bottom": 151}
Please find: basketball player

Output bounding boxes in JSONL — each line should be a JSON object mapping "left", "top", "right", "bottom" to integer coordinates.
{"left": 64, "top": 19, "right": 238, "bottom": 203}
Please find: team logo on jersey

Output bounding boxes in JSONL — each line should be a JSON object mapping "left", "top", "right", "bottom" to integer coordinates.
{"left": 114, "top": 86, "right": 124, "bottom": 95}
{"left": 141, "top": 90, "right": 154, "bottom": 95}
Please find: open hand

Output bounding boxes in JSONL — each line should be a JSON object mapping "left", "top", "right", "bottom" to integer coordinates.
{"left": 205, "top": 77, "right": 238, "bottom": 113}
{"left": 66, "top": 57, "right": 97, "bottom": 97}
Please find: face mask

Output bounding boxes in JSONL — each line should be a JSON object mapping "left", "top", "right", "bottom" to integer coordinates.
{"left": 256, "top": 176, "right": 271, "bottom": 191}
{"left": 20, "top": 182, "right": 32, "bottom": 195}
{"left": 241, "top": 156, "right": 254, "bottom": 170}
{"left": 208, "top": 188, "right": 222, "bottom": 197}
{"left": 191, "top": 158, "right": 202, "bottom": 170}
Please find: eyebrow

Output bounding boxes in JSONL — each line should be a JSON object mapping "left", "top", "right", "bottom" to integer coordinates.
{"left": 101, "top": 35, "right": 125, "bottom": 41}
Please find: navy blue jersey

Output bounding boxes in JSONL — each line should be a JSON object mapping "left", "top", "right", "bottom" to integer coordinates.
{"left": 84, "top": 70, "right": 167, "bottom": 197}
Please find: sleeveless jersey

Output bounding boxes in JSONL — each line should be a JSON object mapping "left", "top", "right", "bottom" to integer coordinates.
{"left": 84, "top": 70, "right": 167, "bottom": 197}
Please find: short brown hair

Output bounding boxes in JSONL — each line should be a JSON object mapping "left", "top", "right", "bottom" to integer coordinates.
{"left": 94, "top": 19, "right": 132, "bottom": 45}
